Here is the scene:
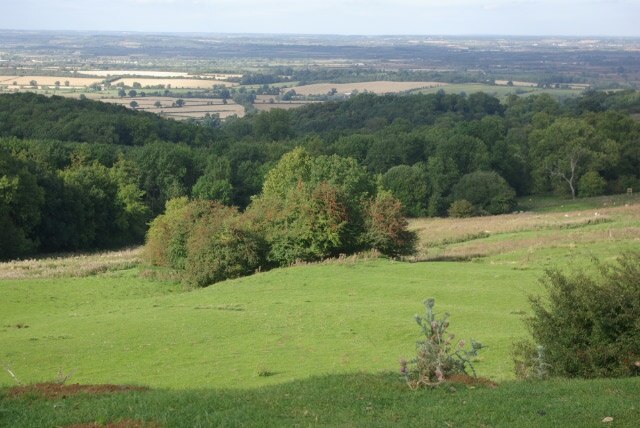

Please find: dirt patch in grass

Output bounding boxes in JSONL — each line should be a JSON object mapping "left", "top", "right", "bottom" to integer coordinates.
{"left": 65, "top": 420, "right": 159, "bottom": 428}
{"left": 7, "top": 383, "right": 148, "bottom": 399}
{"left": 447, "top": 374, "right": 498, "bottom": 388}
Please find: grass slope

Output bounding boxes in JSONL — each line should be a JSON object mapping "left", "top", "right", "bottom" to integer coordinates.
{"left": 2, "top": 374, "right": 639, "bottom": 427}
{"left": 1, "top": 194, "right": 639, "bottom": 426}
{"left": 1, "top": 260, "right": 538, "bottom": 388}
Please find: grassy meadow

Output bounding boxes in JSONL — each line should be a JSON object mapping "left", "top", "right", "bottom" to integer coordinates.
{"left": 412, "top": 83, "right": 584, "bottom": 100}
{"left": 1, "top": 195, "right": 639, "bottom": 426}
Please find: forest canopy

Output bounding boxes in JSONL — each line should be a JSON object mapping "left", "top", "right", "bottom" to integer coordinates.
{"left": 0, "top": 90, "right": 638, "bottom": 260}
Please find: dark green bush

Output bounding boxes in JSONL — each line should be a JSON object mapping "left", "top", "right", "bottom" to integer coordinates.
{"left": 451, "top": 171, "right": 516, "bottom": 215}
{"left": 517, "top": 252, "right": 640, "bottom": 378}
{"left": 447, "top": 199, "right": 475, "bottom": 218}
{"left": 578, "top": 171, "right": 607, "bottom": 197}
{"left": 248, "top": 181, "right": 350, "bottom": 265}
{"left": 184, "top": 208, "right": 266, "bottom": 287}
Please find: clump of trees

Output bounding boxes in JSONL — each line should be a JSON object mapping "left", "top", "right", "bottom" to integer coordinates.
{"left": 144, "top": 148, "right": 416, "bottom": 286}
{"left": 0, "top": 143, "right": 148, "bottom": 259}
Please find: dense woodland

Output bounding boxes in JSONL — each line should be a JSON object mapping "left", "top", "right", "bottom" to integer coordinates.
{"left": 1, "top": 90, "right": 639, "bottom": 261}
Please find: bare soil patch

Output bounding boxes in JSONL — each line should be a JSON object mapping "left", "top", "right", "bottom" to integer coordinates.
{"left": 7, "top": 383, "right": 148, "bottom": 399}
{"left": 447, "top": 374, "right": 498, "bottom": 388}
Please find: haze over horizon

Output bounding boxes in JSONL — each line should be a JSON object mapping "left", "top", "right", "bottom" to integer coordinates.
{"left": 3, "top": 0, "right": 640, "bottom": 37}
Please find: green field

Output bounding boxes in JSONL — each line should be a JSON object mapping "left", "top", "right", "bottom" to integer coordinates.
{"left": 1, "top": 196, "right": 639, "bottom": 426}
{"left": 412, "top": 83, "right": 584, "bottom": 100}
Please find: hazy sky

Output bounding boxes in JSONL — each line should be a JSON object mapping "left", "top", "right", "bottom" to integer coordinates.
{"left": 4, "top": 0, "right": 640, "bottom": 36}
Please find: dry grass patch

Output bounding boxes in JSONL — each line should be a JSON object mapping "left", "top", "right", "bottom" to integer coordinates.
{"left": 0, "top": 248, "right": 142, "bottom": 280}
{"left": 290, "top": 81, "right": 446, "bottom": 96}
{"left": 408, "top": 203, "right": 640, "bottom": 260}
{"left": 254, "top": 101, "right": 319, "bottom": 111}
{"left": 409, "top": 204, "right": 639, "bottom": 247}
{"left": 419, "top": 226, "right": 640, "bottom": 261}
{"left": 0, "top": 76, "right": 102, "bottom": 87}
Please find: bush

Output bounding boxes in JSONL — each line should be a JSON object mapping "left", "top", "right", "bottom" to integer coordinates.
{"left": 184, "top": 210, "right": 266, "bottom": 287}
{"left": 451, "top": 171, "right": 516, "bottom": 215}
{"left": 578, "top": 171, "right": 607, "bottom": 197}
{"left": 145, "top": 198, "right": 267, "bottom": 286}
{"left": 249, "top": 182, "right": 350, "bottom": 265}
{"left": 364, "top": 191, "right": 416, "bottom": 257}
{"left": 516, "top": 252, "right": 640, "bottom": 378}
{"left": 401, "top": 299, "right": 484, "bottom": 389}
{"left": 447, "top": 199, "right": 475, "bottom": 218}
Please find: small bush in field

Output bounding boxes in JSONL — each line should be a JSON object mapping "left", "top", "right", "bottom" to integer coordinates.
{"left": 516, "top": 252, "right": 640, "bottom": 378}
{"left": 451, "top": 171, "right": 516, "bottom": 215}
{"left": 184, "top": 212, "right": 266, "bottom": 287}
{"left": 578, "top": 171, "right": 606, "bottom": 197}
{"left": 248, "top": 181, "right": 350, "bottom": 265}
{"left": 512, "top": 341, "right": 551, "bottom": 381}
{"left": 144, "top": 197, "right": 189, "bottom": 267}
{"left": 144, "top": 198, "right": 218, "bottom": 270}
{"left": 364, "top": 190, "right": 416, "bottom": 257}
{"left": 448, "top": 199, "right": 476, "bottom": 218}
{"left": 401, "top": 299, "right": 485, "bottom": 389}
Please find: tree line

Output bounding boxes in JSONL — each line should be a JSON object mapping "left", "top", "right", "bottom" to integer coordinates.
{"left": 1, "top": 90, "right": 639, "bottom": 260}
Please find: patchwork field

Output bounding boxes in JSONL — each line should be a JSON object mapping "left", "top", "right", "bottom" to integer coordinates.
{"left": 253, "top": 100, "right": 320, "bottom": 111}
{"left": 290, "top": 81, "right": 447, "bottom": 95}
{"left": 102, "top": 96, "right": 246, "bottom": 119}
{"left": 413, "top": 82, "right": 584, "bottom": 99}
{"left": 109, "top": 78, "right": 238, "bottom": 89}
{"left": 0, "top": 75, "right": 102, "bottom": 88}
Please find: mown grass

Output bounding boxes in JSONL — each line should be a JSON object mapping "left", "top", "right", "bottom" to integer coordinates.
{"left": 2, "top": 373, "right": 639, "bottom": 427}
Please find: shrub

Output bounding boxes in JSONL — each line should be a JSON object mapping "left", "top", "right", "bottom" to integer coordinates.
{"left": 451, "top": 171, "right": 516, "bottom": 215}
{"left": 401, "top": 299, "right": 485, "bottom": 389}
{"left": 448, "top": 199, "right": 475, "bottom": 218}
{"left": 249, "top": 181, "right": 350, "bottom": 265}
{"left": 578, "top": 171, "right": 607, "bottom": 197}
{"left": 516, "top": 252, "right": 640, "bottom": 378}
{"left": 144, "top": 198, "right": 226, "bottom": 270}
{"left": 184, "top": 211, "right": 266, "bottom": 287}
{"left": 364, "top": 190, "right": 416, "bottom": 257}
{"left": 144, "top": 197, "right": 189, "bottom": 267}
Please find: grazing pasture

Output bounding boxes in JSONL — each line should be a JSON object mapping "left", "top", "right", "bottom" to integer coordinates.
{"left": 413, "top": 82, "right": 584, "bottom": 99}
{"left": 3, "top": 374, "right": 639, "bottom": 427}
{"left": 1, "top": 196, "right": 639, "bottom": 426}
{"left": 290, "top": 81, "right": 446, "bottom": 95}
{"left": 109, "top": 78, "right": 238, "bottom": 89}
{"left": 102, "top": 96, "right": 246, "bottom": 119}
{"left": 1, "top": 196, "right": 637, "bottom": 390}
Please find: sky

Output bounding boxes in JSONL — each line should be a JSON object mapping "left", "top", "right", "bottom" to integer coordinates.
{"left": 3, "top": 0, "right": 640, "bottom": 36}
